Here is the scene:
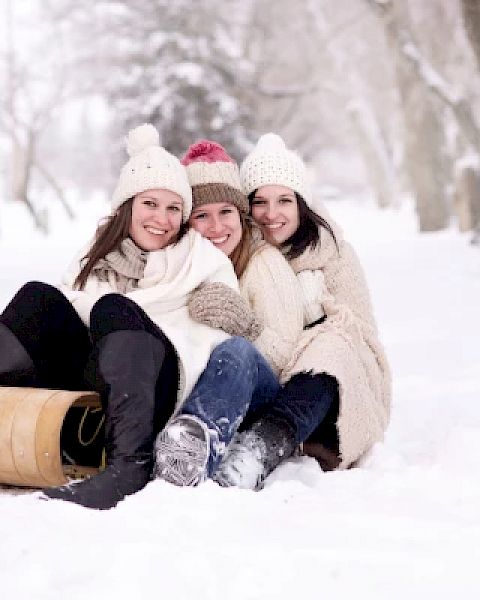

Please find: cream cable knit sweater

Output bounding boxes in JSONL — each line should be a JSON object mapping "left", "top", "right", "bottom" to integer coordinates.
{"left": 280, "top": 223, "right": 392, "bottom": 469}
{"left": 239, "top": 244, "right": 304, "bottom": 375}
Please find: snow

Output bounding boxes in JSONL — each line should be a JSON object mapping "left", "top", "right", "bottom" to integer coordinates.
{"left": 1, "top": 197, "right": 480, "bottom": 598}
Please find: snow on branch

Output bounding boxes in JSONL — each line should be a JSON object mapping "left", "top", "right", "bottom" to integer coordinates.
{"left": 401, "top": 41, "right": 461, "bottom": 106}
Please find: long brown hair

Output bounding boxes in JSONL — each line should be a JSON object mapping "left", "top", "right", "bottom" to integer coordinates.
{"left": 74, "top": 197, "right": 188, "bottom": 290}
{"left": 229, "top": 212, "right": 260, "bottom": 279}
{"left": 74, "top": 200, "right": 133, "bottom": 290}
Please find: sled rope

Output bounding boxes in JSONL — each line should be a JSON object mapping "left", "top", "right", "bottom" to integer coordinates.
{"left": 78, "top": 407, "right": 105, "bottom": 447}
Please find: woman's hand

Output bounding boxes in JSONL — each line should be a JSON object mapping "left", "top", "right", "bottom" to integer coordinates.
{"left": 188, "top": 282, "right": 263, "bottom": 341}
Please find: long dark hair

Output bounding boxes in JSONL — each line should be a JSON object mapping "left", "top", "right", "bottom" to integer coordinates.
{"left": 248, "top": 191, "right": 338, "bottom": 260}
{"left": 74, "top": 198, "right": 188, "bottom": 290}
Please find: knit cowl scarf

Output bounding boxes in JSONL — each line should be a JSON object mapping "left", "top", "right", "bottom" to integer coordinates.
{"left": 92, "top": 237, "right": 147, "bottom": 294}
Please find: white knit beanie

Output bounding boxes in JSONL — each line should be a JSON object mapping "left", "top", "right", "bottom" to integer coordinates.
{"left": 240, "top": 133, "right": 312, "bottom": 206}
{"left": 112, "top": 124, "right": 193, "bottom": 222}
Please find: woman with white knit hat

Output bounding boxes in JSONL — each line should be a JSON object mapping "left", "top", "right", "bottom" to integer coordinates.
{"left": 190, "top": 133, "right": 392, "bottom": 489}
{"left": 0, "top": 124, "right": 239, "bottom": 509}
{"left": 152, "top": 139, "right": 305, "bottom": 487}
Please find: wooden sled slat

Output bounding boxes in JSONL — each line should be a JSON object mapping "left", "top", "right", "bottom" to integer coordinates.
{"left": 0, "top": 387, "right": 101, "bottom": 488}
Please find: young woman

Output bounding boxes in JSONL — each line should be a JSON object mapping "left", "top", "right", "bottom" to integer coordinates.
{"left": 153, "top": 140, "right": 305, "bottom": 486}
{"left": 0, "top": 124, "right": 240, "bottom": 509}
{"left": 192, "top": 133, "right": 392, "bottom": 489}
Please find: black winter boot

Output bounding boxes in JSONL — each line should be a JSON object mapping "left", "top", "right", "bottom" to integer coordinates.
{"left": 43, "top": 329, "right": 169, "bottom": 510}
{"left": 0, "top": 323, "right": 37, "bottom": 386}
{"left": 213, "top": 416, "right": 296, "bottom": 490}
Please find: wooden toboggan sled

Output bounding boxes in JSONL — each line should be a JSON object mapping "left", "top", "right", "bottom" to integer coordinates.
{"left": 0, "top": 387, "right": 103, "bottom": 488}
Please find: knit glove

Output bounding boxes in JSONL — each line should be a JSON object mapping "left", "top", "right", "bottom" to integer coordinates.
{"left": 188, "top": 282, "right": 263, "bottom": 342}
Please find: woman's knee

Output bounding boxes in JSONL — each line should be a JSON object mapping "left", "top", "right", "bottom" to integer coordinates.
{"left": 15, "top": 281, "right": 65, "bottom": 304}
{"left": 90, "top": 293, "right": 136, "bottom": 334}
{"left": 90, "top": 294, "right": 158, "bottom": 341}
{"left": 2, "top": 281, "right": 69, "bottom": 326}
{"left": 211, "top": 336, "right": 257, "bottom": 366}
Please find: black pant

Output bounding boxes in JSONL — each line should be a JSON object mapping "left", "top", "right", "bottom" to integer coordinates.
{"left": 1, "top": 282, "right": 179, "bottom": 461}
{"left": 1, "top": 281, "right": 92, "bottom": 390}
{"left": 265, "top": 371, "right": 340, "bottom": 449}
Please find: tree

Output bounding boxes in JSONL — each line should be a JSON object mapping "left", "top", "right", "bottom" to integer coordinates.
{"left": 58, "top": 0, "right": 255, "bottom": 161}
{"left": 365, "top": 0, "right": 451, "bottom": 231}
{"left": 0, "top": 0, "right": 74, "bottom": 233}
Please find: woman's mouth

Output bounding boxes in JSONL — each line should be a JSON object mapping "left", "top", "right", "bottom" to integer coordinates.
{"left": 264, "top": 222, "right": 284, "bottom": 230}
{"left": 145, "top": 226, "right": 167, "bottom": 235}
{"left": 210, "top": 235, "right": 229, "bottom": 245}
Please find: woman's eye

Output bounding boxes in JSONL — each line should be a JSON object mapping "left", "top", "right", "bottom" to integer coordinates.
{"left": 169, "top": 205, "right": 181, "bottom": 212}
{"left": 280, "top": 197, "right": 293, "bottom": 204}
{"left": 221, "top": 208, "right": 233, "bottom": 215}
{"left": 192, "top": 213, "right": 206, "bottom": 220}
{"left": 251, "top": 199, "right": 265, "bottom": 205}
{"left": 143, "top": 200, "right": 156, "bottom": 208}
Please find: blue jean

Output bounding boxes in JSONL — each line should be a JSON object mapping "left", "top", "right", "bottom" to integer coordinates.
{"left": 180, "top": 337, "right": 280, "bottom": 476}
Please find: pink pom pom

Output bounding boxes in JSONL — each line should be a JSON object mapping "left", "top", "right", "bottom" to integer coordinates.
{"left": 181, "top": 140, "right": 235, "bottom": 165}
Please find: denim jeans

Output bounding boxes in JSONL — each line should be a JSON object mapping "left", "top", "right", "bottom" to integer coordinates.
{"left": 180, "top": 336, "right": 280, "bottom": 476}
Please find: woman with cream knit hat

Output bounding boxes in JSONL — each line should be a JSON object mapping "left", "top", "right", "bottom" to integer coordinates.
{"left": 0, "top": 124, "right": 240, "bottom": 509}
{"left": 153, "top": 139, "right": 305, "bottom": 487}
{"left": 190, "top": 133, "right": 392, "bottom": 489}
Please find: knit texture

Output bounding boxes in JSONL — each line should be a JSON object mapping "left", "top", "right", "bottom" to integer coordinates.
{"left": 188, "top": 282, "right": 263, "bottom": 342}
{"left": 61, "top": 229, "right": 239, "bottom": 405}
{"left": 181, "top": 140, "right": 248, "bottom": 213}
{"left": 92, "top": 238, "right": 147, "bottom": 293}
{"left": 112, "top": 124, "right": 192, "bottom": 221}
{"left": 280, "top": 226, "right": 392, "bottom": 468}
{"left": 189, "top": 183, "right": 248, "bottom": 213}
{"left": 296, "top": 270, "right": 325, "bottom": 325}
{"left": 240, "top": 133, "right": 312, "bottom": 206}
{"left": 239, "top": 243, "right": 304, "bottom": 375}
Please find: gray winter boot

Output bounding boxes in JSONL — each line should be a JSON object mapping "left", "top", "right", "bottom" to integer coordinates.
{"left": 213, "top": 416, "right": 296, "bottom": 490}
{"left": 154, "top": 414, "right": 210, "bottom": 486}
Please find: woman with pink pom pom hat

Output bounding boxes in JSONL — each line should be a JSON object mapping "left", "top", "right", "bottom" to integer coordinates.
{"left": 153, "top": 139, "right": 305, "bottom": 489}
{"left": 0, "top": 124, "right": 241, "bottom": 509}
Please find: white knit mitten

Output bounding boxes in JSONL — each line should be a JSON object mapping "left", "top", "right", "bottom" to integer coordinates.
{"left": 296, "top": 270, "right": 325, "bottom": 325}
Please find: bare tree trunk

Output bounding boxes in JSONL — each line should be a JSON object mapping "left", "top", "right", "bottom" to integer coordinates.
{"left": 348, "top": 101, "right": 395, "bottom": 208}
{"left": 461, "top": 0, "right": 480, "bottom": 69}
{"left": 15, "top": 130, "right": 49, "bottom": 234}
{"left": 459, "top": 0, "right": 480, "bottom": 241}
{"left": 366, "top": 0, "right": 450, "bottom": 231}
{"left": 454, "top": 162, "right": 480, "bottom": 232}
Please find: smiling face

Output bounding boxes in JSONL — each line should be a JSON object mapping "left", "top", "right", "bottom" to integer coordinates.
{"left": 189, "top": 202, "right": 243, "bottom": 257}
{"left": 129, "top": 189, "right": 183, "bottom": 251}
{"left": 250, "top": 184, "right": 300, "bottom": 246}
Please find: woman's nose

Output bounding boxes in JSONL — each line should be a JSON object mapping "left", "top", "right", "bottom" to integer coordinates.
{"left": 207, "top": 215, "right": 222, "bottom": 233}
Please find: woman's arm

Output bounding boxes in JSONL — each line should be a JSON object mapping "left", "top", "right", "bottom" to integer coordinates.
{"left": 241, "top": 246, "right": 304, "bottom": 374}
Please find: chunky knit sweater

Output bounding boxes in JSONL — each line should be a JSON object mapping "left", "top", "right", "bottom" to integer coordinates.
{"left": 239, "top": 243, "right": 304, "bottom": 375}
{"left": 280, "top": 221, "right": 392, "bottom": 469}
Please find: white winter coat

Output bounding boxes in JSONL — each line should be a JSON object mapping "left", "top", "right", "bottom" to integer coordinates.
{"left": 61, "top": 229, "right": 239, "bottom": 406}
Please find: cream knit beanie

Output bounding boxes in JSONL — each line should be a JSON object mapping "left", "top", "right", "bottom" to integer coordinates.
{"left": 112, "top": 124, "right": 193, "bottom": 221}
{"left": 240, "top": 133, "right": 312, "bottom": 206}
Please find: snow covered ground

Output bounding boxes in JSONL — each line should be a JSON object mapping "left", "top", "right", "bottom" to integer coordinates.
{"left": 1, "top": 197, "right": 479, "bottom": 599}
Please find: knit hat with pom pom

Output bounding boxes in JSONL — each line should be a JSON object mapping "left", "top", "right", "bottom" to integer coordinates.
{"left": 240, "top": 133, "right": 312, "bottom": 207}
{"left": 181, "top": 140, "right": 248, "bottom": 214}
{"left": 112, "top": 123, "right": 192, "bottom": 221}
